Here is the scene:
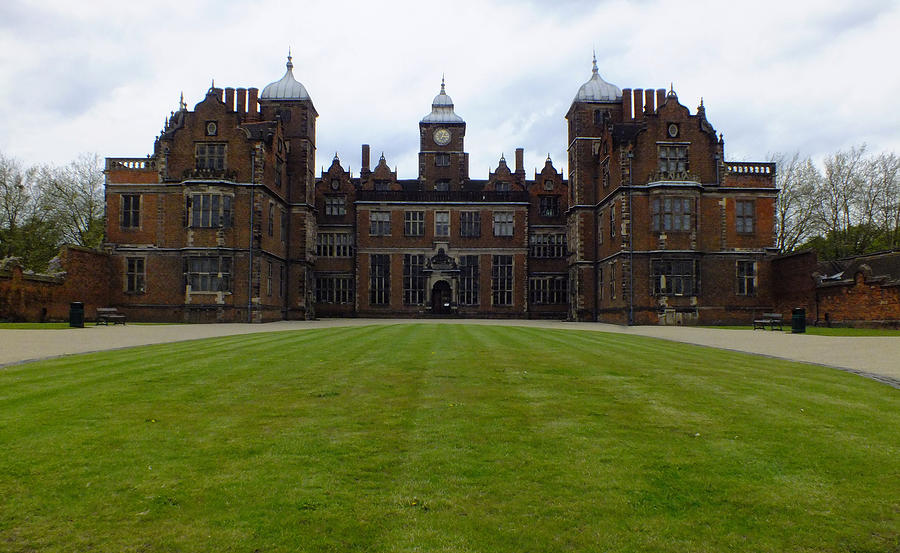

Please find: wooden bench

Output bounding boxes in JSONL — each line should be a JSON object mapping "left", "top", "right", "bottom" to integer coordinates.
{"left": 96, "top": 307, "right": 126, "bottom": 325}
{"left": 753, "top": 312, "right": 783, "bottom": 331}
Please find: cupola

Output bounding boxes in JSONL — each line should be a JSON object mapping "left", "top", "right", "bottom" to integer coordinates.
{"left": 260, "top": 53, "right": 311, "bottom": 101}
{"left": 421, "top": 77, "right": 464, "bottom": 123}
{"left": 573, "top": 54, "right": 621, "bottom": 104}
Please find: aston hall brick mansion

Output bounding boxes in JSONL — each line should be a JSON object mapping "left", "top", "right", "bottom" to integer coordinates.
{"left": 103, "top": 55, "right": 777, "bottom": 323}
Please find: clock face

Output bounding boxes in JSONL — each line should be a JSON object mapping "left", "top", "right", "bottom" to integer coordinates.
{"left": 433, "top": 128, "right": 451, "bottom": 146}
{"left": 667, "top": 123, "right": 678, "bottom": 138}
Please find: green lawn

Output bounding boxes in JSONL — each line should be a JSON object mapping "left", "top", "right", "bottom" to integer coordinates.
{"left": 0, "top": 322, "right": 179, "bottom": 329}
{"left": 1, "top": 324, "right": 897, "bottom": 552}
{"left": 704, "top": 325, "right": 900, "bottom": 336}
{"left": 0, "top": 322, "right": 72, "bottom": 329}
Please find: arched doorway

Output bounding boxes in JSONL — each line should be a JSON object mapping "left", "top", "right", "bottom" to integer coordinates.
{"left": 431, "top": 280, "right": 452, "bottom": 314}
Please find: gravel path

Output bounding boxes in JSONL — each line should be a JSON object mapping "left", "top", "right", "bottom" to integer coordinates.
{"left": 1, "top": 319, "right": 898, "bottom": 387}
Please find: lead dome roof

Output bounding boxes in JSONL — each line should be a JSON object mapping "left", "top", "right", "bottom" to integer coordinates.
{"left": 421, "top": 78, "right": 464, "bottom": 123}
{"left": 573, "top": 55, "right": 621, "bottom": 104}
{"left": 260, "top": 55, "right": 311, "bottom": 101}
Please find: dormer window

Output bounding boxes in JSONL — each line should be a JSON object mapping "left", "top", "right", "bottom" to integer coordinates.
{"left": 539, "top": 195, "right": 560, "bottom": 217}
{"left": 435, "top": 179, "right": 450, "bottom": 192}
{"left": 325, "top": 196, "right": 346, "bottom": 216}
{"left": 658, "top": 144, "right": 688, "bottom": 175}
{"left": 195, "top": 143, "right": 226, "bottom": 171}
{"left": 495, "top": 181, "right": 511, "bottom": 193}
{"left": 374, "top": 180, "right": 390, "bottom": 191}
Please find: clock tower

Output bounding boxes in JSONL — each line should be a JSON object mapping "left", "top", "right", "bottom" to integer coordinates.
{"left": 419, "top": 78, "right": 468, "bottom": 191}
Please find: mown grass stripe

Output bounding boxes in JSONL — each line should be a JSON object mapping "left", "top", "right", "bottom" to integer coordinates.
{"left": 0, "top": 324, "right": 897, "bottom": 552}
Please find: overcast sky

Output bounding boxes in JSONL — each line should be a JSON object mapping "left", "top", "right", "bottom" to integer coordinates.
{"left": 1, "top": 0, "right": 898, "bottom": 179}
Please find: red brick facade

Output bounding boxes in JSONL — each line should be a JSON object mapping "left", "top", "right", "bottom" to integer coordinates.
{"left": 93, "top": 57, "right": 781, "bottom": 324}
{"left": 7, "top": 60, "right": 897, "bottom": 327}
{"left": 566, "top": 73, "right": 778, "bottom": 324}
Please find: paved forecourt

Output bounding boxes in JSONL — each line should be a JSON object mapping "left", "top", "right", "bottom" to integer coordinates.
{"left": 1, "top": 319, "right": 898, "bottom": 386}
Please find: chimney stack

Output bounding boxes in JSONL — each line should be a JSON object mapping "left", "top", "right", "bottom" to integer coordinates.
{"left": 225, "top": 87, "right": 235, "bottom": 112}
{"left": 644, "top": 89, "right": 655, "bottom": 114}
{"left": 633, "top": 89, "right": 644, "bottom": 120}
{"left": 236, "top": 88, "right": 247, "bottom": 114}
{"left": 361, "top": 144, "right": 371, "bottom": 175}
{"left": 248, "top": 87, "right": 259, "bottom": 116}
{"left": 622, "top": 88, "right": 632, "bottom": 121}
{"left": 656, "top": 88, "right": 666, "bottom": 110}
{"left": 515, "top": 148, "right": 524, "bottom": 174}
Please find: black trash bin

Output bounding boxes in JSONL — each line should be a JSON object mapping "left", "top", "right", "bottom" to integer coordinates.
{"left": 791, "top": 307, "right": 806, "bottom": 334}
{"left": 69, "top": 302, "right": 84, "bottom": 328}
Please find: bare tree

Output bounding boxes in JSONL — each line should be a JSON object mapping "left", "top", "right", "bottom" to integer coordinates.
{"left": 815, "top": 145, "right": 868, "bottom": 258}
{"left": 36, "top": 153, "right": 105, "bottom": 248}
{"left": 773, "top": 152, "right": 821, "bottom": 252}
{"left": 868, "top": 152, "right": 900, "bottom": 248}
{"left": 0, "top": 152, "right": 28, "bottom": 234}
{"left": 0, "top": 151, "right": 61, "bottom": 269}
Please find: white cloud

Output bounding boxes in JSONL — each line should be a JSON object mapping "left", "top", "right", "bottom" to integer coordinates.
{"left": 0, "top": 0, "right": 897, "bottom": 177}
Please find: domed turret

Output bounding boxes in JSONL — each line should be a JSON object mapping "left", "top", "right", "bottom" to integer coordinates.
{"left": 421, "top": 77, "right": 464, "bottom": 123}
{"left": 260, "top": 53, "right": 311, "bottom": 101}
{"left": 573, "top": 54, "right": 621, "bottom": 104}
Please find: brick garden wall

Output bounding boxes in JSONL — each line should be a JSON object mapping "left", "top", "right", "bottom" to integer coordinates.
{"left": 817, "top": 272, "right": 900, "bottom": 328}
{"left": 0, "top": 246, "right": 111, "bottom": 322}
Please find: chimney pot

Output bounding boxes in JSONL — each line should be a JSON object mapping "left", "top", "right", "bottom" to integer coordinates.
{"left": 622, "top": 88, "right": 633, "bottom": 121}
{"left": 248, "top": 87, "right": 259, "bottom": 116}
{"left": 361, "top": 144, "right": 371, "bottom": 173}
{"left": 224, "top": 87, "right": 235, "bottom": 112}
{"left": 645, "top": 89, "right": 655, "bottom": 114}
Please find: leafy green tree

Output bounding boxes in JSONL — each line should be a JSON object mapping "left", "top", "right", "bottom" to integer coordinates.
{"left": 798, "top": 224, "right": 894, "bottom": 260}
